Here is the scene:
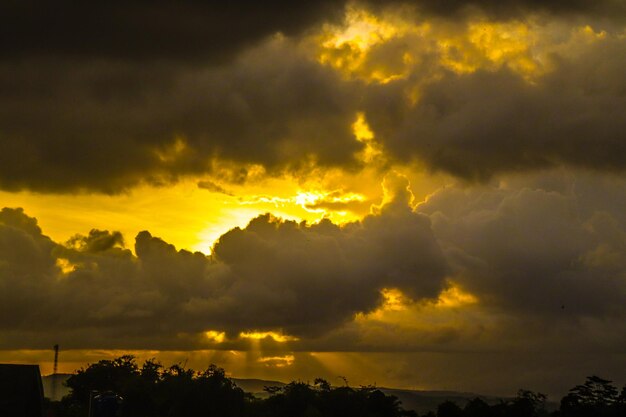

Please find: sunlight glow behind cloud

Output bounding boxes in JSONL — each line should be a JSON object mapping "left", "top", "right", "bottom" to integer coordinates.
{"left": 204, "top": 331, "right": 226, "bottom": 344}
{"left": 239, "top": 332, "right": 300, "bottom": 343}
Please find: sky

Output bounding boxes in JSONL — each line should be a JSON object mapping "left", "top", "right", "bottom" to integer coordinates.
{"left": 1, "top": 0, "right": 625, "bottom": 399}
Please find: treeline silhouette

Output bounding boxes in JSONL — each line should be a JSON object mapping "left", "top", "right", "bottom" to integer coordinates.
{"left": 44, "top": 355, "right": 626, "bottom": 417}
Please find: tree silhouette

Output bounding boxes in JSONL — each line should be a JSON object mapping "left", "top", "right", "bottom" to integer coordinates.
{"left": 508, "top": 390, "right": 548, "bottom": 417}
{"left": 437, "top": 400, "right": 463, "bottom": 417}
{"left": 47, "top": 358, "right": 625, "bottom": 417}
{"left": 560, "top": 376, "right": 620, "bottom": 417}
{"left": 463, "top": 397, "right": 491, "bottom": 417}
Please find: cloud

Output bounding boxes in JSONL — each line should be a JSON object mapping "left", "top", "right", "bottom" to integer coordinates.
{"left": 363, "top": 29, "right": 626, "bottom": 180}
{"left": 66, "top": 229, "right": 125, "bottom": 252}
{"left": 4, "top": 0, "right": 620, "bottom": 67}
{"left": 0, "top": 37, "right": 362, "bottom": 192}
{"left": 0, "top": 2, "right": 367, "bottom": 193}
{"left": 207, "top": 197, "right": 446, "bottom": 337}
{"left": 3, "top": 0, "right": 621, "bottom": 65}
{"left": 294, "top": 171, "right": 626, "bottom": 358}
{"left": 1, "top": 4, "right": 624, "bottom": 192}
{"left": 381, "top": 0, "right": 626, "bottom": 19}
{"left": 197, "top": 180, "right": 234, "bottom": 196}
{"left": 0, "top": 170, "right": 625, "bottom": 377}
{"left": 0, "top": 1, "right": 345, "bottom": 62}
{"left": 417, "top": 172, "right": 626, "bottom": 320}
{"left": 301, "top": 190, "right": 369, "bottom": 214}
{"left": 3, "top": 170, "right": 625, "bottom": 355}
{"left": 0, "top": 178, "right": 447, "bottom": 349}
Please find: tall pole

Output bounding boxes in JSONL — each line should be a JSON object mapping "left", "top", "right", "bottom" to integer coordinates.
{"left": 52, "top": 344, "right": 59, "bottom": 400}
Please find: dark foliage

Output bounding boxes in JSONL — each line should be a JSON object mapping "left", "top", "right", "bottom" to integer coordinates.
{"left": 560, "top": 376, "right": 624, "bottom": 417}
{"left": 44, "top": 357, "right": 625, "bottom": 417}
{"left": 253, "top": 381, "right": 415, "bottom": 417}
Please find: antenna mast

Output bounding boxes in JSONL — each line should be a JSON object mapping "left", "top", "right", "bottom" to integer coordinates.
{"left": 52, "top": 344, "right": 59, "bottom": 400}
{"left": 53, "top": 344, "right": 59, "bottom": 375}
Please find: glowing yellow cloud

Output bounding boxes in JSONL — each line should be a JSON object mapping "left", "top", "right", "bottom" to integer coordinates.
{"left": 352, "top": 112, "right": 385, "bottom": 164}
{"left": 575, "top": 25, "right": 608, "bottom": 43}
{"left": 258, "top": 355, "right": 295, "bottom": 367}
{"left": 349, "top": 284, "right": 494, "bottom": 352}
{"left": 353, "top": 112, "right": 374, "bottom": 141}
{"left": 316, "top": 6, "right": 423, "bottom": 83}
{"left": 239, "top": 331, "right": 299, "bottom": 343}
{"left": 357, "top": 284, "right": 479, "bottom": 326}
{"left": 466, "top": 20, "right": 541, "bottom": 77}
{"left": 294, "top": 191, "right": 333, "bottom": 211}
{"left": 313, "top": 6, "right": 559, "bottom": 84}
{"left": 319, "top": 7, "right": 398, "bottom": 57}
{"left": 236, "top": 187, "right": 367, "bottom": 224}
{"left": 55, "top": 258, "right": 76, "bottom": 275}
{"left": 204, "top": 330, "right": 226, "bottom": 343}
{"left": 435, "top": 285, "right": 478, "bottom": 308}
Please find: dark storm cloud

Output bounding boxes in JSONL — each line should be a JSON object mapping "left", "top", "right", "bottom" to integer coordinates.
{"left": 197, "top": 180, "right": 234, "bottom": 196}
{"left": 0, "top": 1, "right": 361, "bottom": 193}
{"left": 3, "top": 0, "right": 620, "bottom": 64}
{"left": 0, "top": 38, "right": 362, "bottom": 192}
{"left": 1, "top": 1, "right": 625, "bottom": 192}
{"left": 364, "top": 34, "right": 626, "bottom": 181}
{"left": 0, "top": 172, "right": 625, "bottom": 353}
{"left": 384, "top": 0, "right": 626, "bottom": 18}
{"left": 0, "top": 180, "right": 448, "bottom": 349}
{"left": 417, "top": 172, "right": 626, "bottom": 319}
{"left": 301, "top": 171, "right": 626, "bottom": 356}
{"left": 0, "top": 1, "right": 345, "bottom": 62}
{"left": 207, "top": 181, "right": 446, "bottom": 336}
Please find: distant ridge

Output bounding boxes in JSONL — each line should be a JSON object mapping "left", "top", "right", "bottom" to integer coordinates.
{"left": 233, "top": 378, "right": 511, "bottom": 413}
{"left": 379, "top": 387, "right": 505, "bottom": 415}
{"left": 232, "top": 378, "right": 286, "bottom": 396}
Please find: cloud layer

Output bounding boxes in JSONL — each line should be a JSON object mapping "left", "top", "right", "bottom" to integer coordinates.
{"left": 0, "top": 3, "right": 625, "bottom": 191}
{"left": 0, "top": 37, "right": 362, "bottom": 192}
{"left": 0, "top": 1, "right": 344, "bottom": 62}
{"left": 1, "top": 172, "right": 624, "bottom": 355}
{"left": 0, "top": 177, "right": 447, "bottom": 349}
{"left": 364, "top": 34, "right": 626, "bottom": 180}
{"left": 385, "top": 0, "right": 626, "bottom": 18}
